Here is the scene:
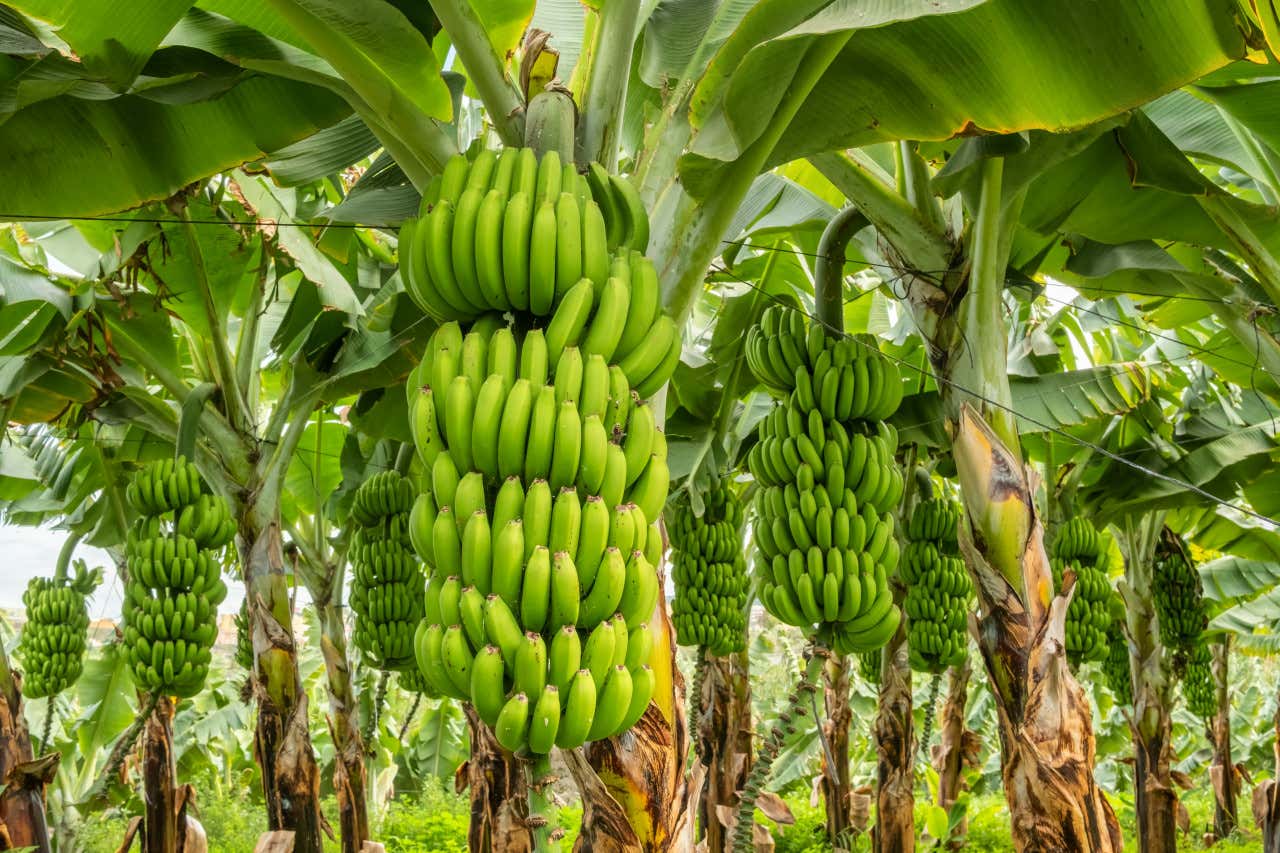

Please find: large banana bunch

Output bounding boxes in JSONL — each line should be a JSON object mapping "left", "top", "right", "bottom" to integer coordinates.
{"left": 1152, "top": 542, "right": 1207, "bottom": 655}
{"left": 19, "top": 561, "right": 101, "bottom": 698}
{"left": 1050, "top": 517, "right": 1111, "bottom": 664}
{"left": 407, "top": 309, "right": 669, "bottom": 754}
{"left": 669, "top": 480, "right": 748, "bottom": 656}
{"left": 1181, "top": 639, "right": 1215, "bottom": 719}
{"left": 122, "top": 458, "right": 231, "bottom": 698}
{"left": 399, "top": 150, "right": 676, "bottom": 395}
{"left": 902, "top": 498, "right": 969, "bottom": 674}
{"left": 350, "top": 471, "right": 425, "bottom": 675}
{"left": 747, "top": 306, "right": 905, "bottom": 655}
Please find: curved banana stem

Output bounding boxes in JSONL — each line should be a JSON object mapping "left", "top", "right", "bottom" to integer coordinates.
{"left": 53, "top": 532, "right": 83, "bottom": 583}
{"left": 814, "top": 205, "right": 869, "bottom": 336}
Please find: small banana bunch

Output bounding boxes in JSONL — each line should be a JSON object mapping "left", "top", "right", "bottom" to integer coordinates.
{"left": 349, "top": 471, "right": 425, "bottom": 674}
{"left": 1152, "top": 543, "right": 1207, "bottom": 655}
{"left": 669, "top": 480, "right": 748, "bottom": 655}
{"left": 902, "top": 498, "right": 970, "bottom": 673}
{"left": 1181, "top": 639, "right": 1215, "bottom": 718}
{"left": 858, "top": 649, "right": 882, "bottom": 685}
{"left": 234, "top": 599, "right": 253, "bottom": 672}
{"left": 19, "top": 561, "right": 100, "bottom": 698}
{"left": 407, "top": 311, "right": 669, "bottom": 755}
{"left": 747, "top": 305, "right": 905, "bottom": 655}
{"left": 1100, "top": 608, "right": 1131, "bottom": 706}
{"left": 1050, "top": 517, "right": 1111, "bottom": 664}
{"left": 122, "top": 458, "right": 230, "bottom": 698}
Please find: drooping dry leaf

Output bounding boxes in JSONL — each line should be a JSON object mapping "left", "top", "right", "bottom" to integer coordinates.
{"left": 1171, "top": 770, "right": 1194, "bottom": 790}
{"left": 1176, "top": 800, "right": 1190, "bottom": 834}
{"left": 254, "top": 831, "right": 296, "bottom": 853}
{"left": 752, "top": 821, "right": 775, "bottom": 852}
{"left": 1252, "top": 779, "right": 1275, "bottom": 829}
{"left": 755, "top": 791, "right": 794, "bottom": 825}
{"left": 184, "top": 816, "right": 208, "bottom": 853}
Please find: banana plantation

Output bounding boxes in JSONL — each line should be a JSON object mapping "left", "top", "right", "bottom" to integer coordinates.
{"left": 4, "top": 2, "right": 1280, "bottom": 852}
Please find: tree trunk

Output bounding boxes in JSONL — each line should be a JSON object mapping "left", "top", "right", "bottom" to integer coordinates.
{"left": 0, "top": 648, "right": 52, "bottom": 852}
{"left": 1259, "top": 689, "right": 1280, "bottom": 853}
{"left": 143, "top": 697, "right": 181, "bottom": 853}
{"left": 873, "top": 621, "right": 914, "bottom": 853}
{"left": 582, "top": 599, "right": 693, "bottom": 851}
{"left": 893, "top": 158, "right": 1118, "bottom": 851}
{"left": 935, "top": 661, "right": 972, "bottom": 850}
{"left": 241, "top": 521, "right": 326, "bottom": 852}
{"left": 1211, "top": 637, "right": 1237, "bottom": 841}
{"left": 952, "top": 407, "right": 1121, "bottom": 852}
{"left": 1123, "top": 519, "right": 1176, "bottom": 853}
{"left": 696, "top": 651, "right": 752, "bottom": 853}
{"left": 318, "top": 596, "right": 370, "bottom": 853}
{"left": 819, "top": 655, "right": 853, "bottom": 848}
{"left": 462, "top": 707, "right": 535, "bottom": 852}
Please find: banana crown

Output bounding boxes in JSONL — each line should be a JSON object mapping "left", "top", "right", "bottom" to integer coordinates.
{"left": 404, "top": 283, "right": 672, "bottom": 753}
{"left": 902, "top": 496, "right": 971, "bottom": 675}
{"left": 670, "top": 481, "right": 749, "bottom": 655}
{"left": 121, "top": 457, "right": 231, "bottom": 698}
{"left": 1048, "top": 516, "right": 1112, "bottom": 665}
{"left": 746, "top": 306, "right": 906, "bottom": 655}
{"left": 349, "top": 470, "right": 427, "bottom": 675}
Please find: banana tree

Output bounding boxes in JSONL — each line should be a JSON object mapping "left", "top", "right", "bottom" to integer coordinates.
{"left": 0, "top": 1, "right": 1265, "bottom": 847}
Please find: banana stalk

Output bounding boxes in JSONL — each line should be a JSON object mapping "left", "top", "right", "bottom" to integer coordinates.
{"left": 872, "top": 621, "right": 914, "bottom": 853}
{"left": 935, "top": 661, "right": 973, "bottom": 850}
{"left": 1210, "top": 636, "right": 1237, "bottom": 840}
{"left": 463, "top": 707, "right": 536, "bottom": 852}
{"left": 1118, "top": 516, "right": 1178, "bottom": 853}
{"left": 0, "top": 642, "right": 52, "bottom": 852}
{"left": 928, "top": 158, "right": 1119, "bottom": 851}
{"left": 696, "top": 651, "right": 753, "bottom": 853}
{"left": 819, "top": 655, "right": 855, "bottom": 849}
{"left": 142, "top": 697, "right": 184, "bottom": 853}
{"left": 239, "top": 520, "right": 326, "bottom": 852}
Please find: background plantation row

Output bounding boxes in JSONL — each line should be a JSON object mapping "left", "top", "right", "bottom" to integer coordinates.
{"left": 2, "top": 2, "right": 1280, "bottom": 853}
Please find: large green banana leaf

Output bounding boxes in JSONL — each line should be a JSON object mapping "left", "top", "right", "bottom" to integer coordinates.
{"left": 892, "top": 363, "right": 1152, "bottom": 448}
{"left": 680, "top": 0, "right": 1251, "bottom": 198}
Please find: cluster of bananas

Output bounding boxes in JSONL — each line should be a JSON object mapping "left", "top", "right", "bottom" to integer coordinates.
{"left": 407, "top": 308, "right": 669, "bottom": 755}
{"left": 669, "top": 481, "right": 748, "bottom": 655}
{"left": 1153, "top": 544, "right": 1207, "bottom": 654}
{"left": 745, "top": 307, "right": 904, "bottom": 420}
{"left": 1182, "top": 640, "right": 1216, "bottom": 718}
{"left": 901, "top": 498, "right": 970, "bottom": 673}
{"left": 349, "top": 472, "right": 425, "bottom": 673}
{"left": 398, "top": 152, "right": 673, "bottom": 384}
{"left": 234, "top": 599, "right": 253, "bottom": 672}
{"left": 1100, "top": 616, "right": 1132, "bottom": 706}
{"left": 1050, "top": 517, "right": 1111, "bottom": 664}
{"left": 122, "top": 458, "right": 230, "bottom": 697}
{"left": 747, "top": 306, "right": 904, "bottom": 655}
{"left": 19, "top": 561, "right": 100, "bottom": 698}
{"left": 858, "top": 649, "right": 881, "bottom": 685}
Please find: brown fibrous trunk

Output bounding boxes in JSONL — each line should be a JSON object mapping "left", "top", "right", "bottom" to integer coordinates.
{"left": 142, "top": 697, "right": 183, "bottom": 853}
{"left": 872, "top": 623, "right": 913, "bottom": 853}
{"left": 462, "top": 707, "right": 535, "bottom": 852}
{"left": 953, "top": 407, "right": 1120, "bottom": 852}
{"left": 242, "top": 522, "right": 326, "bottom": 852}
{"left": 318, "top": 598, "right": 370, "bottom": 853}
{"left": 1210, "top": 637, "right": 1237, "bottom": 842}
{"left": 0, "top": 662, "right": 53, "bottom": 852}
{"left": 934, "top": 661, "right": 973, "bottom": 850}
{"left": 695, "top": 651, "right": 753, "bottom": 853}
